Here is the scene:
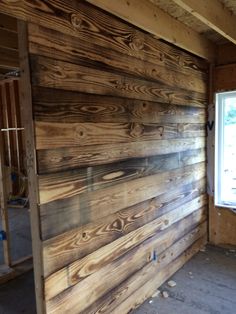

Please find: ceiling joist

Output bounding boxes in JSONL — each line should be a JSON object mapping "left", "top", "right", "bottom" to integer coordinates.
{"left": 172, "top": 0, "right": 236, "bottom": 45}
{"left": 86, "top": 0, "right": 216, "bottom": 61}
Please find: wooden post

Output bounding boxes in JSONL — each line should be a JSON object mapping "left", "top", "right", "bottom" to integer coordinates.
{"left": 0, "top": 114, "right": 11, "bottom": 266}
{"left": 17, "top": 20, "right": 45, "bottom": 314}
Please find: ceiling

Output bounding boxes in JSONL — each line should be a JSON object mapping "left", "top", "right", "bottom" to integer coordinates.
{"left": 149, "top": 0, "right": 236, "bottom": 45}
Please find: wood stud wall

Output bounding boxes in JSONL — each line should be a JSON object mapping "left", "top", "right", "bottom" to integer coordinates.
{"left": 1, "top": 1, "right": 208, "bottom": 313}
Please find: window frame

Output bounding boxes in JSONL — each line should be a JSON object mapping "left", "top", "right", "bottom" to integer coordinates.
{"left": 215, "top": 90, "right": 236, "bottom": 209}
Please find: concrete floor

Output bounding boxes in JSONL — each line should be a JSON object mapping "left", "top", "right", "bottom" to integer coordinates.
{"left": 0, "top": 245, "right": 235, "bottom": 314}
{"left": 134, "top": 245, "right": 236, "bottom": 314}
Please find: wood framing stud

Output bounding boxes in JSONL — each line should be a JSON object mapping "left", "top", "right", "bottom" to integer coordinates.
{"left": 86, "top": 0, "right": 216, "bottom": 61}
{"left": 173, "top": 0, "right": 236, "bottom": 45}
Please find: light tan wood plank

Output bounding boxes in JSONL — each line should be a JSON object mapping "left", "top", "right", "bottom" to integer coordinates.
{"left": 35, "top": 121, "right": 206, "bottom": 150}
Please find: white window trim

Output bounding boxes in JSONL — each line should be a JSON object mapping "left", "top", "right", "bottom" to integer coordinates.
{"left": 215, "top": 91, "right": 236, "bottom": 209}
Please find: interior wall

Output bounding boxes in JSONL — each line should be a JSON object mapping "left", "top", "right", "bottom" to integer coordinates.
{"left": 30, "top": 3, "right": 208, "bottom": 313}
{"left": 0, "top": 1, "right": 208, "bottom": 313}
{"left": 209, "top": 43, "right": 236, "bottom": 247}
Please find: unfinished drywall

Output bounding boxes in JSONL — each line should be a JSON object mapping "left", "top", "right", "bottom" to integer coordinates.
{"left": 0, "top": 1, "right": 208, "bottom": 313}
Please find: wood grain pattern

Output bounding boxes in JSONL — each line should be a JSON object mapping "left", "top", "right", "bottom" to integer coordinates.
{"left": 28, "top": 23, "right": 207, "bottom": 94}
{"left": 38, "top": 149, "right": 206, "bottom": 204}
{"left": 42, "top": 177, "right": 206, "bottom": 272}
{"left": 42, "top": 184, "right": 206, "bottom": 276}
{"left": 31, "top": 55, "right": 207, "bottom": 108}
{"left": 35, "top": 121, "right": 206, "bottom": 150}
{"left": 81, "top": 212, "right": 206, "bottom": 314}
{"left": 44, "top": 203, "right": 207, "bottom": 300}
{"left": 0, "top": 1, "right": 208, "bottom": 75}
{"left": 0, "top": 1, "right": 208, "bottom": 313}
{"left": 33, "top": 87, "right": 207, "bottom": 123}
{"left": 40, "top": 162, "right": 206, "bottom": 240}
{"left": 45, "top": 222, "right": 207, "bottom": 313}
{"left": 43, "top": 180, "right": 205, "bottom": 276}
{"left": 37, "top": 137, "right": 206, "bottom": 173}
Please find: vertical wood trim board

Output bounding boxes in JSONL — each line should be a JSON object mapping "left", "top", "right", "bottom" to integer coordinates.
{"left": 17, "top": 21, "right": 44, "bottom": 314}
{"left": 2, "top": 2, "right": 208, "bottom": 313}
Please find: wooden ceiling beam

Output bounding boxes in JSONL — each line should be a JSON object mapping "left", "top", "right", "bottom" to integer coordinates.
{"left": 86, "top": 0, "right": 216, "bottom": 61}
{"left": 173, "top": 0, "right": 236, "bottom": 45}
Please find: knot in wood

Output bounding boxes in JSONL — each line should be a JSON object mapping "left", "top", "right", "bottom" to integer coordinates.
{"left": 71, "top": 13, "right": 82, "bottom": 30}
{"left": 130, "top": 123, "right": 144, "bottom": 137}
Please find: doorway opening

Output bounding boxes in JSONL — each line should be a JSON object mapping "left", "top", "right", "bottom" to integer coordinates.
{"left": 0, "top": 13, "right": 36, "bottom": 313}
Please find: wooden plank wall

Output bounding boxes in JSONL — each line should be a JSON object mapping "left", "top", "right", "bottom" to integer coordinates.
{"left": 2, "top": 1, "right": 208, "bottom": 312}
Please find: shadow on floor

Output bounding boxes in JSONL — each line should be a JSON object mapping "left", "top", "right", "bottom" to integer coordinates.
{"left": 0, "top": 271, "right": 36, "bottom": 314}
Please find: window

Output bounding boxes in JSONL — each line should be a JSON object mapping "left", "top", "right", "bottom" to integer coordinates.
{"left": 215, "top": 91, "right": 236, "bottom": 208}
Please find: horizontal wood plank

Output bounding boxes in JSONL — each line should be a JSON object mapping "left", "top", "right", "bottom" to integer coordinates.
{"left": 38, "top": 149, "right": 206, "bottom": 204}
{"left": 30, "top": 55, "right": 207, "bottom": 108}
{"left": 44, "top": 204, "right": 207, "bottom": 300}
{"left": 35, "top": 121, "right": 206, "bottom": 150}
{"left": 46, "top": 222, "right": 207, "bottom": 313}
{"left": 40, "top": 162, "right": 206, "bottom": 240}
{"left": 42, "top": 178, "right": 206, "bottom": 275}
{"left": 0, "top": 1, "right": 208, "bottom": 74}
{"left": 32, "top": 87, "right": 207, "bottom": 123}
{"left": 28, "top": 23, "right": 206, "bottom": 94}
{"left": 37, "top": 137, "right": 206, "bottom": 173}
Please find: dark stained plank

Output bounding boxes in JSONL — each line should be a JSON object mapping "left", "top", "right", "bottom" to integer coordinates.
{"left": 38, "top": 149, "right": 206, "bottom": 204}
{"left": 40, "top": 162, "right": 206, "bottom": 241}
{"left": 0, "top": 1, "right": 207, "bottom": 77}
{"left": 45, "top": 222, "right": 207, "bottom": 313}
{"left": 32, "top": 87, "right": 207, "bottom": 124}
{"left": 37, "top": 137, "right": 206, "bottom": 173}
{"left": 30, "top": 55, "right": 207, "bottom": 108}
{"left": 28, "top": 23, "right": 206, "bottom": 94}
{"left": 45, "top": 200, "right": 207, "bottom": 299}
